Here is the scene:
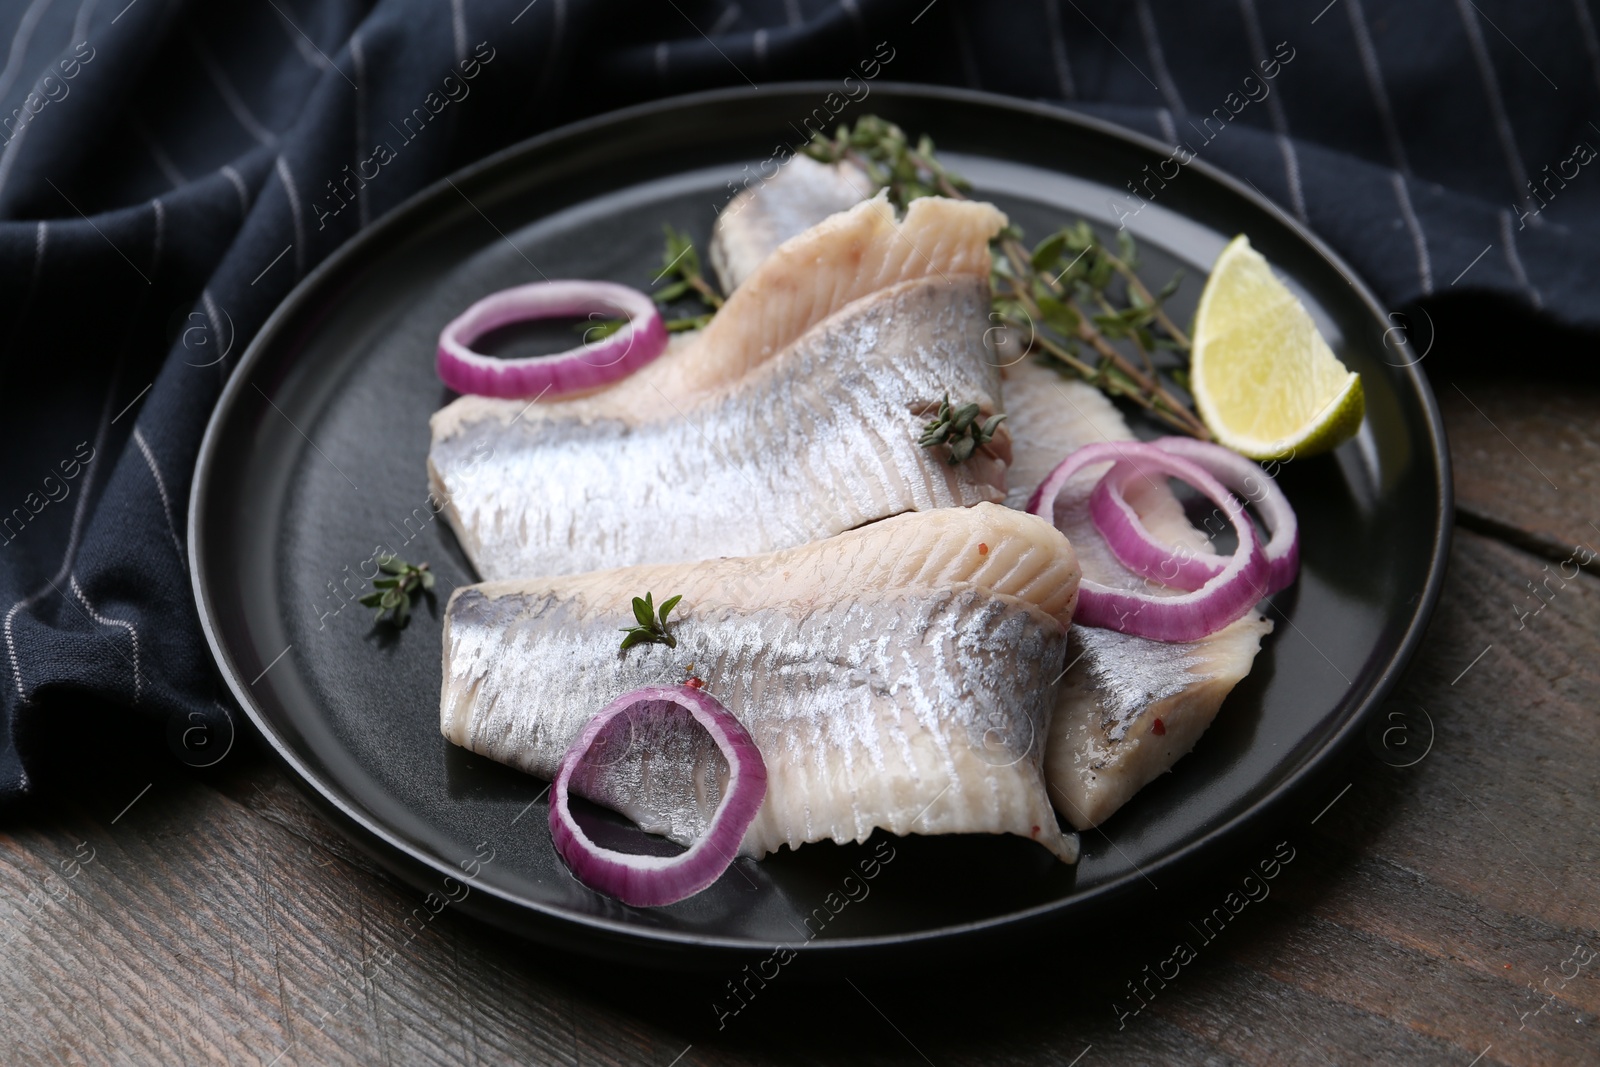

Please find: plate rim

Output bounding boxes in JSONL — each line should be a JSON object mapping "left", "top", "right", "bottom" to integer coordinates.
{"left": 189, "top": 81, "right": 1454, "bottom": 957}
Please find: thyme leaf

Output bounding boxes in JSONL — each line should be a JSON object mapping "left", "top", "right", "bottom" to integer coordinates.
{"left": 918, "top": 393, "right": 1007, "bottom": 466}
{"left": 804, "top": 114, "right": 971, "bottom": 211}
{"left": 619, "top": 591, "right": 683, "bottom": 651}
{"left": 358, "top": 555, "right": 435, "bottom": 628}
{"left": 653, "top": 224, "right": 723, "bottom": 321}
{"left": 584, "top": 226, "right": 728, "bottom": 340}
{"left": 807, "top": 117, "right": 1208, "bottom": 439}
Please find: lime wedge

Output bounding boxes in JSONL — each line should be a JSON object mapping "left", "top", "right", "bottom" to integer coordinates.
{"left": 1190, "top": 235, "right": 1364, "bottom": 460}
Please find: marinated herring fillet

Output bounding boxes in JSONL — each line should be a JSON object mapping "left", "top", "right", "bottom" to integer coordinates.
{"left": 430, "top": 194, "right": 1008, "bottom": 581}
{"left": 696, "top": 157, "right": 1275, "bottom": 830}
{"left": 1003, "top": 358, "right": 1272, "bottom": 830}
{"left": 709, "top": 155, "right": 876, "bottom": 294}
{"left": 440, "top": 503, "right": 1082, "bottom": 862}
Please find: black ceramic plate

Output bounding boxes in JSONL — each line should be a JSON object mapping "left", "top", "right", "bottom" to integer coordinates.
{"left": 190, "top": 84, "right": 1450, "bottom": 965}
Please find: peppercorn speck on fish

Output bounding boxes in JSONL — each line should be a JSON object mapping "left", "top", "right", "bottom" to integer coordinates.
{"left": 440, "top": 503, "right": 1082, "bottom": 862}
{"left": 429, "top": 192, "right": 1010, "bottom": 582}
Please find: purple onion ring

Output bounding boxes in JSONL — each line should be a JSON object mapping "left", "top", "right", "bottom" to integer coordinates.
{"left": 437, "top": 280, "right": 668, "bottom": 399}
{"left": 549, "top": 684, "right": 767, "bottom": 907}
{"left": 1028, "top": 440, "right": 1269, "bottom": 642}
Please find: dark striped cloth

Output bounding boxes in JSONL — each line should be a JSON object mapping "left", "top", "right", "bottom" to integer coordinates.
{"left": 0, "top": 0, "right": 1589, "bottom": 799}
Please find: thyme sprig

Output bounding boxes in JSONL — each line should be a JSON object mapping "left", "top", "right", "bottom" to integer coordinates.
{"left": 619, "top": 591, "right": 683, "bottom": 651}
{"left": 359, "top": 555, "right": 434, "bottom": 628}
{"left": 918, "top": 393, "right": 1007, "bottom": 465}
{"left": 653, "top": 225, "right": 724, "bottom": 331}
{"left": 584, "top": 226, "right": 726, "bottom": 340}
{"left": 802, "top": 113, "right": 972, "bottom": 204}
{"left": 806, "top": 117, "right": 1208, "bottom": 438}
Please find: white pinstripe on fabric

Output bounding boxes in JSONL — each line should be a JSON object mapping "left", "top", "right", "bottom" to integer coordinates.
{"left": 1237, "top": 0, "right": 1307, "bottom": 221}
{"left": 710, "top": 4, "right": 741, "bottom": 36}
{"left": 1236, "top": 0, "right": 1286, "bottom": 130}
{"left": 1135, "top": 0, "right": 1186, "bottom": 116}
{"left": 753, "top": 27, "right": 769, "bottom": 70}
{"left": 199, "top": 288, "right": 231, "bottom": 380}
{"left": 18, "top": 218, "right": 47, "bottom": 314}
{"left": 220, "top": 163, "right": 251, "bottom": 218}
{"left": 69, "top": 0, "right": 98, "bottom": 42}
{"left": 1452, "top": 0, "right": 1534, "bottom": 215}
{"left": 32, "top": 219, "right": 46, "bottom": 285}
{"left": 1498, "top": 207, "right": 1543, "bottom": 308}
{"left": 132, "top": 428, "right": 184, "bottom": 563}
{"left": 1274, "top": 134, "right": 1308, "bottom": 221}
{"left": 4, "top": 598, "right": 31, "bottom": 699}
{"left": 0, "top": 0, "right": 77, "bottom": 201}
{"left": 201, "top": 289, "right": 225, "bottom": 341}
{"left": 5, "top": 365, "right": 119, "bottom": 698}
{"left": 655, "top": 40, "right": 669, "bottom": 82}
{"left": 1346, "top": 0, "right": 1410, "bottom": 175}
{"left": 148, "top": 197, "right": 164, "bottom": 280}
{"left": 350, "top": 30, "right": 369, "bottom": 228}
{"left": 1156, "top": 106, "right": 1178, "bottom": 147}
{"left": 553, "top": 0, "right": 569, "bottom": 52}
{"left": 534, "top": 0, "right": 569, "bottom": 99}
{"left": 450, "top": 0, "right": 468, "bottom": 64}
{"left": 1043, "top": 0, "right": 1077, "bottom": 100}
{"left": 0, "top": 112, "right": 29, "bottom": 201}
{"left": 0, "top": 87, "right": 32, "bottom": 199}
{"left": 0, "top": 0, "right": 60, "bottom": 104}
{"left": 275, "top": 155, "right": 306, "bottom": 278}
{"left": 188, "top": 26, "right": 280, "bottom": 147}
{"left": 1391, "top": 171, "right": 1433, "bottom": 294}
{"left": 274, "top": 6, "right": 333, "bottom": 72}
{"left": 70, "top": 575, "right": 141, "bottom": 704}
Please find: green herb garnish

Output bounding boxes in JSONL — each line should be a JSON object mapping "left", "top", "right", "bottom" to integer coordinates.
{"left": 580, "top": 316, "right": 627, "bottom": 342}
{"left": 584, "top": 226, "right": 726, "bottom": 339}
{"left": 653, "top": 224, "right": 724, "bottom": 322}
{"left": 806, "top": 117, "right": 1207, "bottom": 439}
{"left": 360, "top": 555, "right": 435, "bottom": 627}
{"left": 804, "top": 113, "right": 971, "bottom": 209}
{"left": 619, "top": 591, "right": 683, "bottom": 650}
{"left": 918, "top": 393, "right": 1007, "bottom": 465}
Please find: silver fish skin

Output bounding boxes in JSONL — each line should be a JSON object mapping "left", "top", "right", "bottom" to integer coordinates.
{"left": 429, "top": 194, "right": 1010, "bottom": 582}
{"left": 440, "top": 503, "right": 1082, "bottom": 862}
{"left": 430, "top": 276, "right": 1006, "bottom": 581}
{"left": 710, "top": 155, "right": 875, "bottom": 293}
{"left": 696, "top": 160, "right": 1275, "bottom": 829}
{"left": 1001, "top": 358, "right": 1272, "bottom": 830}
{"left": 1048, "top": 618, "right": 1271, "bottom": 828}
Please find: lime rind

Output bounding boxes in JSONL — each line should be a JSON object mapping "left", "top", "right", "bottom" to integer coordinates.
{"left": 1191, "top": 235, "right": 1364, "bottom": 461}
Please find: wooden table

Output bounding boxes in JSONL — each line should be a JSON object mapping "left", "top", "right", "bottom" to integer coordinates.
{"left": 4, "top": 312, "right": 1597, "bottom": 1065}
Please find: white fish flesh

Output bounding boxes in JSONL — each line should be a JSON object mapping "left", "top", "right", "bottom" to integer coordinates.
{"left": 1002, "top": 358, "right": 1272, "bottom": 830}
{"left": 440, "top": 503, "right": 1082, "bottom": 862}
{"left": 709, "top": 154, "right": 875, "bottom": 294}
{"left": 696, "top": 160, "right": 1275, "bottom": 830}
{"left": 429, "top": 193, "right": 1009, "bottom": 581}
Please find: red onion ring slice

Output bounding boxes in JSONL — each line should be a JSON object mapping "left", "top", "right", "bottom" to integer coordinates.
{"left": 1089, "top": 437, "right": 1299, "bottom": 595}
{"left": 549, "top": 685, "right": 767, "bottom": 908}
{"left": 437, "top": 280, "right": 668, "bottom": 399}
{"left": 1153, "top": 436, "right": 1299, "bottom": 594}
{"left": 1029, "top": 441, "right": 1269, "bottom": 642}
{"left": 1090, "top": 460, "right": 1223, "bottom": 592}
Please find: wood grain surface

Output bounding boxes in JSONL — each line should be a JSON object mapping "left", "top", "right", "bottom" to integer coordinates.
{"left": 2, "top": 368, "right": 1596, "bottom": 1066}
